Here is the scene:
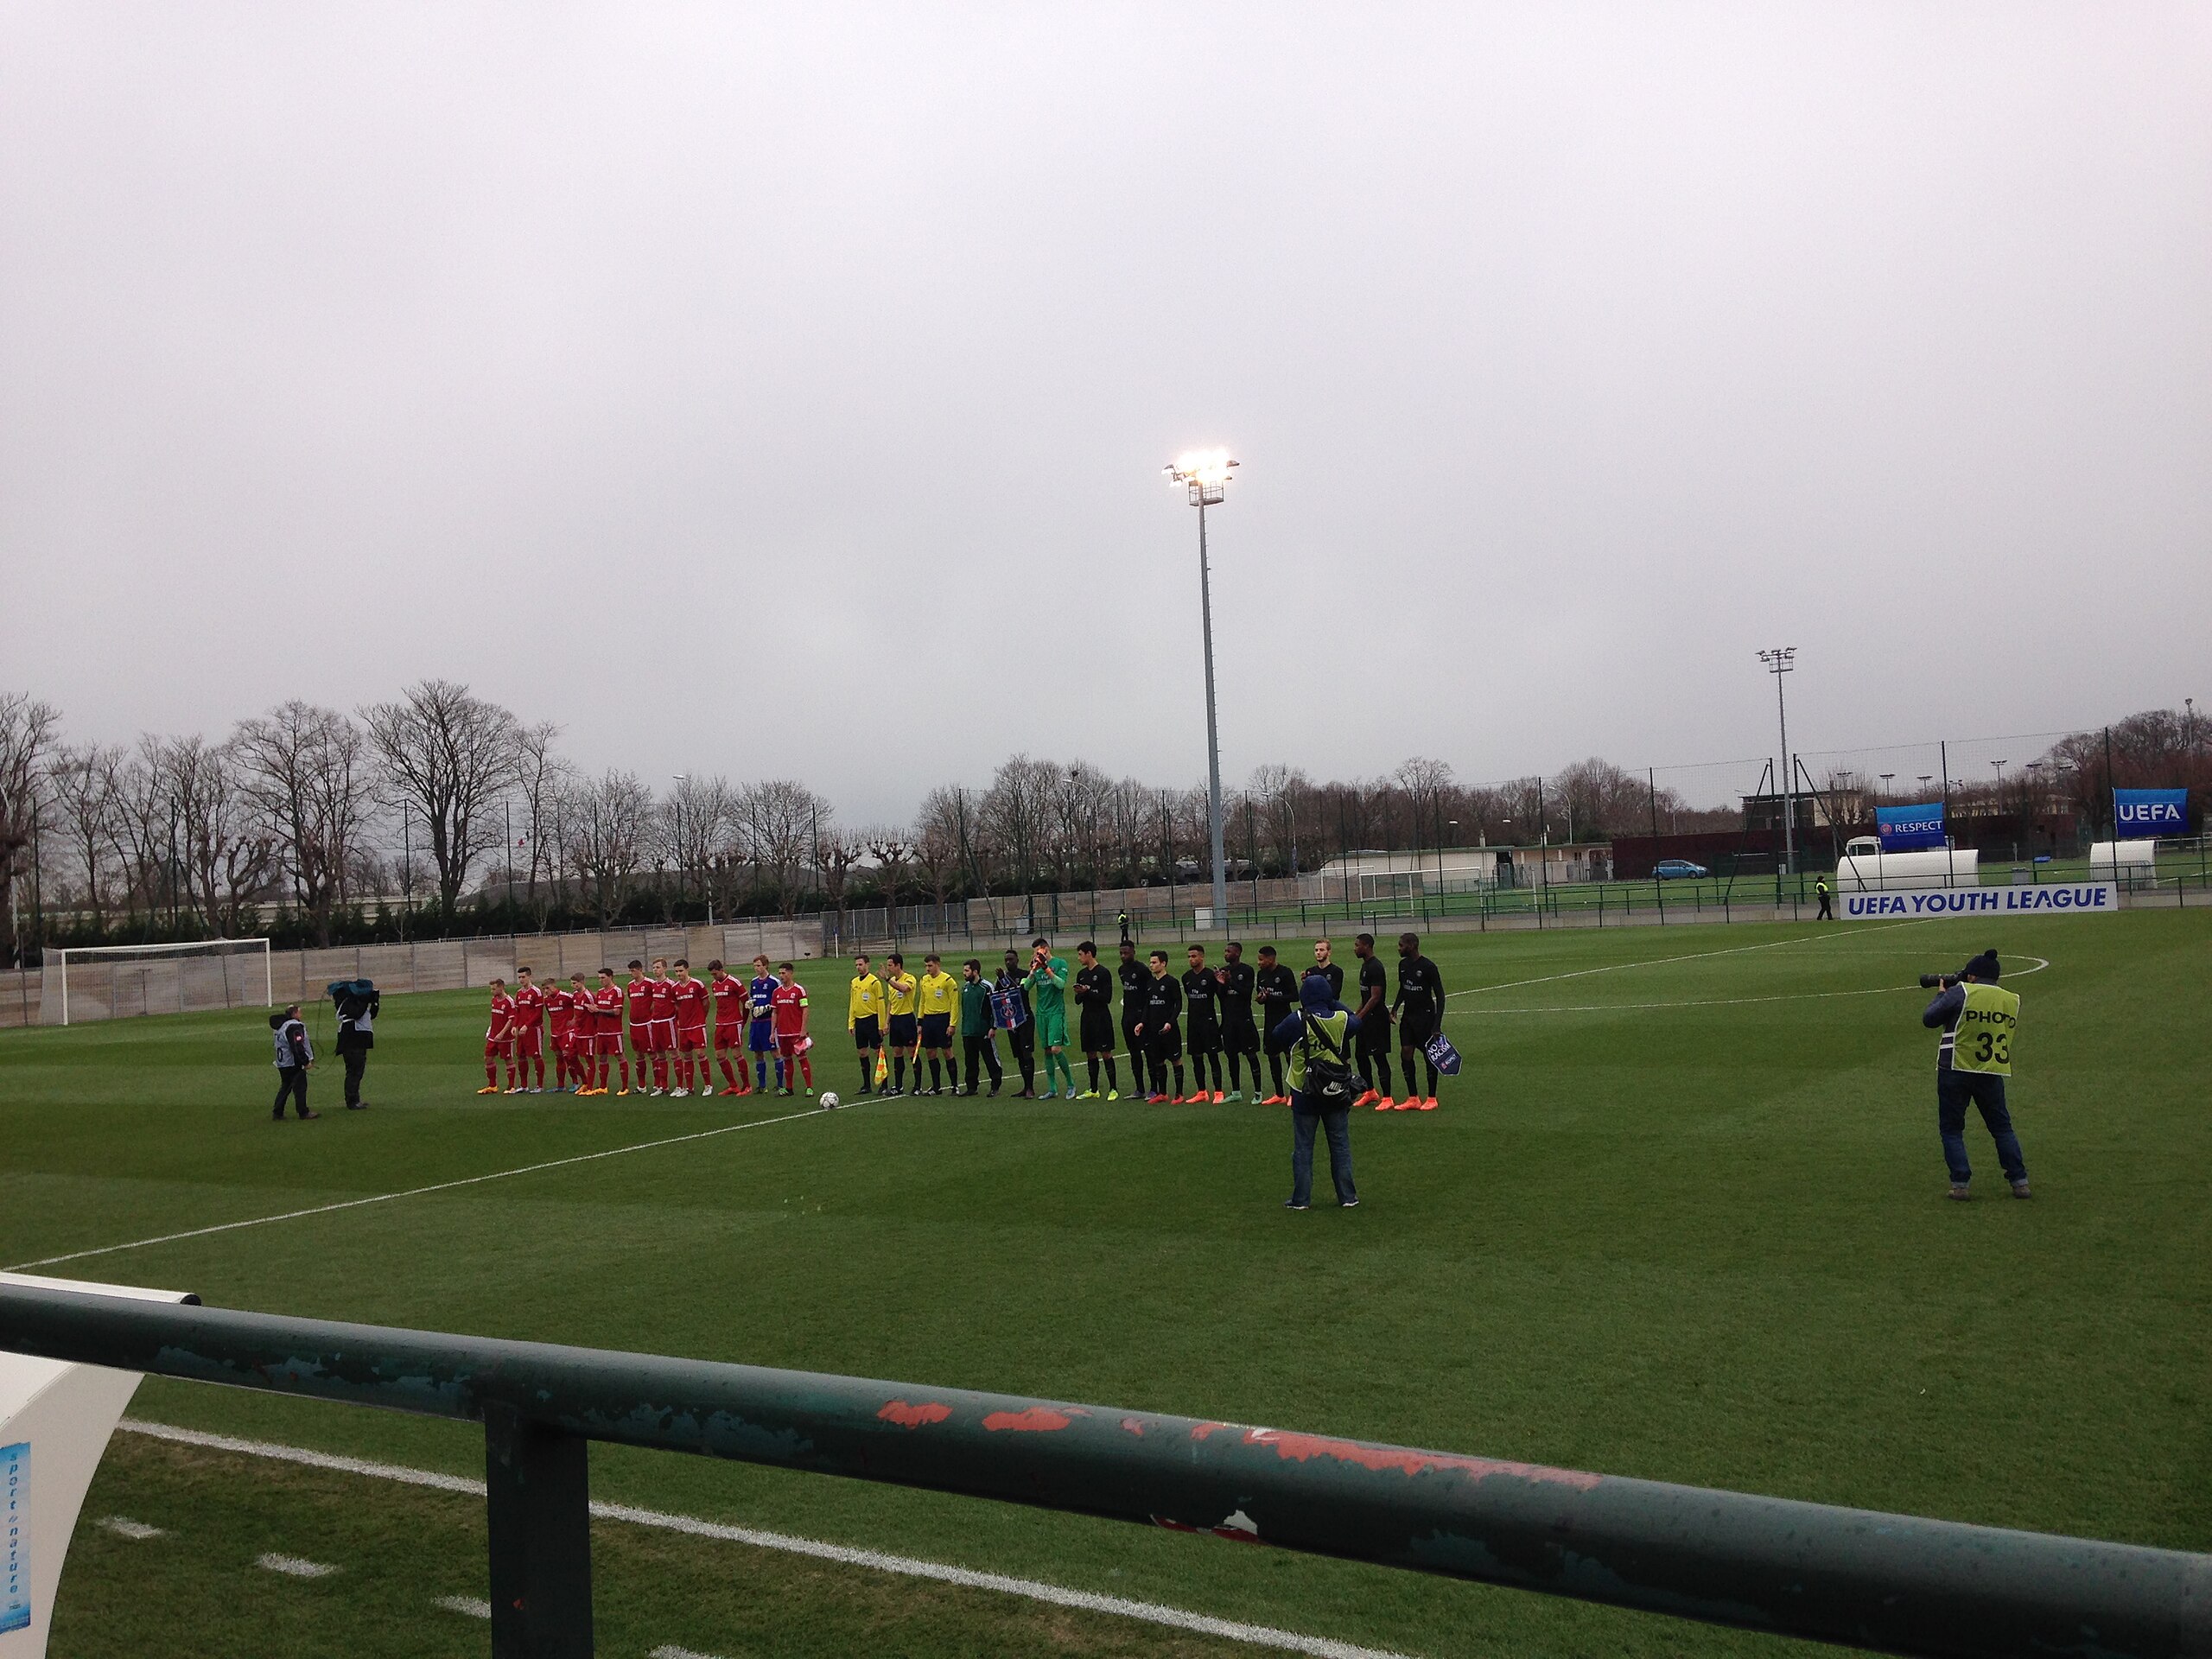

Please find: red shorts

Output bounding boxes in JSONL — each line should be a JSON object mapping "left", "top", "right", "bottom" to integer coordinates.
{"left": 485, "top": 1036, "right": 513, "bottom": 1058}
{"left": 775, "top": 1033, "right": 807, "bottom": 1059}
{"left": 552, "top": 1028, "right": 574, "bottom": 1057}
{"left": 677, "top": 1024, "right": 707, "bottom": 1052}
{"left": 596, "top": 1029, "right": 625, "bottom": 1056}
{"left": 515, "top": 1025, "right": 543, "bottom": 1058}
{"left": 713, "top": 1023, "right": 745, "bottom": 1051}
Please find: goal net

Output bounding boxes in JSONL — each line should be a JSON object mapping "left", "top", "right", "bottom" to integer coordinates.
{"left": 40, "top": 939, "right": 273, "bottom": 1027}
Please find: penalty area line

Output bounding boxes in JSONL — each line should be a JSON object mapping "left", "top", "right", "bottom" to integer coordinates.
{"left": 119, "top": 1421, "right": 1414, "bottom": 1659}
{"left": 8, "top": 1099, "right": 870, "bottom": 1273}
{"left": 1460, "top": 955, "right": 2051, "bottom": 1016}
{"left": 1443, "top": 918, "right": 1933, "bottom": 1003}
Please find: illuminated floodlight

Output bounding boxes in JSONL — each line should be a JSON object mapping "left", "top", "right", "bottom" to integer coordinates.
{"left": 1166, "top": 449, "right": 1239, "bottom": 506}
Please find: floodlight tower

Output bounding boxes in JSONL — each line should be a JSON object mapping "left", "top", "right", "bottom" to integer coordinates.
{"left": 1758, "top": 648, "right": 1798, "bottom": 876}
{"left": 1166, "top": 449, "right": 1239, "bottom": 929}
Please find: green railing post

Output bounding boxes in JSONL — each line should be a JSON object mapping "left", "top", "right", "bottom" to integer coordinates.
{"left": 485, "top": 1402, "right": 594, "bottom": 1659}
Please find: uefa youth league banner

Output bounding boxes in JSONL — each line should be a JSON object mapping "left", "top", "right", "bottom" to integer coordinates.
{"left": 1876, "top": 803, "right": 1946, "bottom": 850}
{"left": 1840, "top": 881, "right": 2120, "bottom": 919}
{"left": 2113, "top": 788, "right": 2187, "bottom": 834}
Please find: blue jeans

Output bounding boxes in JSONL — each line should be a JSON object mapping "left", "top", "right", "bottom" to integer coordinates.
{"left": 1290, "top": 1098, "right": 1357, "bottom": 1206}
{"left": 1937, "top": 1071, "right": 2026, "bottom": 1186}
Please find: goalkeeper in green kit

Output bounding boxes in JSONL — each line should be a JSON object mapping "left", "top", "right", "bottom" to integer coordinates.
{"left": 1027, "top": 938, "right": 1076, "bottom": 1098}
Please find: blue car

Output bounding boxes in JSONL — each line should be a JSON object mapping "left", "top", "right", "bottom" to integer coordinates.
{"left": 1653, "top": 859, "right": 1709, "bottom": 880}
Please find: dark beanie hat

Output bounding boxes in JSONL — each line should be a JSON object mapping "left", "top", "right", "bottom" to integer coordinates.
{"left": 1300, "top": 975, "right": 1338, "bottom": 1012}
{"left": 1961, "top": 950, "right": 2000, "bottom": 982}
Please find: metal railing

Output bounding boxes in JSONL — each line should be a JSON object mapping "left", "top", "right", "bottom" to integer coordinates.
{"left": 3, "top": 1283, "right": 2206, "bottom": 1659}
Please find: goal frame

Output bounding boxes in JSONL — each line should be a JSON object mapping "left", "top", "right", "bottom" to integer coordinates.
{"left": 48, "top": 938, "right": 272, "bottom": 1026}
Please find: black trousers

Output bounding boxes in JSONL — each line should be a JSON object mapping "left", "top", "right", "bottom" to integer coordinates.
{"left": 341, "top": 1049, "right": 368, "bottom": 1106}
{"left": 963, "top": 1033, "right": 1003, "bottom": 1091}
{"left": 1005, "top": 1021, "right": 1036, "bottom": 1090}
{"left": 272, "top": 1066, "right": 311, "bottom": 1118}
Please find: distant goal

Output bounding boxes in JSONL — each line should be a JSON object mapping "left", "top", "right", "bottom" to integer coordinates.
{"left": 40, "top": 939, "right": 273, "bottom": 1026}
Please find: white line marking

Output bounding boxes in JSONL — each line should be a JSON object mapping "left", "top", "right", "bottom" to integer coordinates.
{"left": 97, "top": 1516, "right": 165, "bottom": 1540}
{"left": 122, "top": 1421, "right": 1412, "bottom": 1659}
{"left": 435, "top": 1594, "right": 492, "bottom": 1619}
{"left": 1443, "top": 920, "right": 1927, "bottom": 1003}
{"left": 10, "top": 1099, "right": 866, "bottom": 1271}
{"left": 650, "top": 1648, "right": 727, "bottom": 1659}
{"left": 1461, "top": 956, "right": 2051, "bottom": 1015}
{"left": 257, "top": 1552, "right": 338, "bottom": 1578}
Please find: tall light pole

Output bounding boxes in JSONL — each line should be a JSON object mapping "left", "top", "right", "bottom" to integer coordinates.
{"left": 1758, "top": 648, "right": 1798, "bottom": 875}
{"left": 1166, "top": 448, "right": 1238, "bottom": 929}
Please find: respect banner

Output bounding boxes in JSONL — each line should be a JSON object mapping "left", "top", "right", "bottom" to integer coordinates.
{"left": 2113, "top": 788, "right": 2187, "bottom": 833}
{"left": 1876, "top": 803, "right": 1946, "bottom": 851}
{"left": 1841, "top": 882, "right": 2119, "bottom": 919}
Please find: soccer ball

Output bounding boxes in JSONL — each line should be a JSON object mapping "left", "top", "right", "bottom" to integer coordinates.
{"left": 819, "top": 1090, "right": 841, "bottom": 1111}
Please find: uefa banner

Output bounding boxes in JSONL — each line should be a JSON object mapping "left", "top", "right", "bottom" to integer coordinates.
{"left": 2113, "top": 788, "right": 2188, "bottom": 833}
{"left": 1840, "top": 881, "right": 2119, "bottom": 919}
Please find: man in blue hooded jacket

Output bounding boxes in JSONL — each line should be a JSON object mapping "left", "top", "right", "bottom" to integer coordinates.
{"left": 1271, "top": 976, "right": 1361, "bottom": 1211}
{"left": 1922, "top": 948, "right": 2028, "bottom": 1200}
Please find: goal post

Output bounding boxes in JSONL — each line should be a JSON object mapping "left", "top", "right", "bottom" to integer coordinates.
{"left": 41, "top": 938, "right": 273, "bottom": 1027}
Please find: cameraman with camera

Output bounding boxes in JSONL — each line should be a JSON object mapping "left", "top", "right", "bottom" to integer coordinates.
{"left": 1920, "top": 950, "right": 2029, "bottom": 1200}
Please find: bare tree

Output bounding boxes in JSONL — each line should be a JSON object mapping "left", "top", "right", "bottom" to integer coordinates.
{"left": 561, "top": 769, "right": 652, "bottom": 927}
{"left": 743, "top": 779, "right": 831, "bottom": 917}
{"left": 980, "top": 754, "right": 1056, "bottom": 892}
{"left": 864, "top": 826, "right": 915, "bottom": 907}
{"left": 162, "top": 735, "right": 278, "bottom": 936}
{"left": 47, "top": 742, "right": 122, "bottom": 926}
{"left": 362, "top": 680, "right": 519, "bottom": 912}
{"left": 912, "top": 788, "right": 964, "bottom": 906}
{"left": 656, "top": 773, "right": 737, "bottom": 916}
{"left": 232, "top": 702, "right": 368, "bottom": 945}
{"left": 0, "top": 693, "right": 60, "bottom": 962}
{"left": 512, "top": 721, "right": 573, "bottom": 906}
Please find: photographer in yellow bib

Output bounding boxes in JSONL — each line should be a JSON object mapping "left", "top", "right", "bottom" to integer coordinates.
{"left": 1920, "top": 949, "right": 2029, "bottom": 1200}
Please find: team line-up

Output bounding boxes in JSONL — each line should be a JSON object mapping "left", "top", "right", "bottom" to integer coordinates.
{"left": 480, "top": 931, "right": 1455, "bottom": 1109}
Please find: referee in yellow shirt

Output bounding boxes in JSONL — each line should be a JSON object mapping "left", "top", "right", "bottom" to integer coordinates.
{"left": 884, "top": 952, "right": 921, "bottom": 1095}
{"left": 848, "top": 954, "right": 887, "bottom": 1097}
{"left": 917, "top": 953, "right": 961, "bottom": 1095}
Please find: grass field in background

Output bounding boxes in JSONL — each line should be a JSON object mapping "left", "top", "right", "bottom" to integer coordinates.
{"left": 5, "top": 911, "right": 2209, "bottom": 1658}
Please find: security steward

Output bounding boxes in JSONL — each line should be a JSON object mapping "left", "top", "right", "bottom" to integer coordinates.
{"left": 1921, "top": 949, "right": 2028, "bottom": 1199}
{"left": 328, "top": 977, "right": 379, "bottom": 1109}
{"left": 1815, "top": 876, "right": 1834, "bottom": 920}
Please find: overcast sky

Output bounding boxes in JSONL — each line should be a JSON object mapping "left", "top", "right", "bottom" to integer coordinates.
{"left": 3, "top": 3, "right": 2206, "bottom": 820}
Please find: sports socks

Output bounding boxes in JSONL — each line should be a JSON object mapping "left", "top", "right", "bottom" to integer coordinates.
{"left": 1086, "top": 1057, "right": 1101, "bottom": 1092}
{"left": 1226, "top": 1052, "right": 1245, "bottom": 1093}
{"left": 1373, "top": 1053, "right": 1393, "bottom": 1096}
{"left": 1268, "top": 1052, "right": 1287, "bottom": 1098}
{"left": 893, "top": 1053, "right": 907, "bottom": 1091}
{"left": 1104, "top": 1056, "right": 1119, "bottom": 1094}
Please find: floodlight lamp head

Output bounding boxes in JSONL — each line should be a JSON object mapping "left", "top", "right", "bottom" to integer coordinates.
{"left": 1166, "top": 448, "right": 1238, "bottom": 507}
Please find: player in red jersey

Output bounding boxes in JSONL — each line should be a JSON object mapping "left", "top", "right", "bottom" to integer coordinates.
{"left": 622, "top": 959, "right": 653, "bottom": 1096}
{"left": 481, "top": 977, "right": 517, "bottom": 1093}
{"left": 543, "top": 976, "right": 573, "bottom": 1091}
{"left": 645, "top": 957, "right": 680, "bottom": 1093}
{"left": 707, "top": 959, "right": 752, "bottom": 1096}
{"left": 588, "top": 969, "right": 624, "bottom": 1094}
{"left": 668, "top": 958, "right": 709, "bottom": 1095}
{"left": 510, "top": 966, "right": 547, "bottom": 1093}
{"left": 770, "top": 962, "right": 813, "bottom": 1096}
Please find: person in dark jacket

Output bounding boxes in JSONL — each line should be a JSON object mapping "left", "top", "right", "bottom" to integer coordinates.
{"left": 1273, "top": 975, "right": 1359, "bottom": 1210}
{"left": 995, "top": 950, "right": 1037, "bottom": 1098}
{"left": 270, "top": 1005, "right": 319, "bottom": 1121}
{"left": 1922, "top": 949, "right": 2028, "bottom": 1199}
{"left": 328, "top": 978, "right": 379, "bottom": 1110}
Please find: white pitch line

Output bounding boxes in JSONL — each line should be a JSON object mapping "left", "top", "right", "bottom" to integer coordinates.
{"left": 121, "top": 1421, "right": 1413, "bottom": 1659}
{"left": 1461, "top": 955, "right": 2051, "bottom": 1016}
{"left": 650, "top": 1648, "right": 726, "bottom": 1659}
{"left": 9, "top": 1098, "right": 869, "bottom": 1272}
{"left": 435, "top": 1594, "right": 493, "bottom": 1619}
{"left": 97, "top": 1516, "right": 165, "bottom": 1540}
{"left": 257, "top": 1551, "right": 338, "bottom": 1578}
{"left": 1442, "top": 919, "right": 1928, "bottom": 1003}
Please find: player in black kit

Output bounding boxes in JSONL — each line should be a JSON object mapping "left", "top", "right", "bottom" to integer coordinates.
{"left": 1351, "top": 931, "right": 1395, "bottom": 1107}
{"left": 1181, "top": 944, "right": 1224, "bottom": 1102}
{"left": 1254, "top": 944, "right": 1300, "bottom": 1103}
{"left": 1135, "top": 950, "right": 1186, "bottom": 1103}
{"left": 1392, "top": 931, "right": 1446, "bottom": 1109}
{"left": 1215, "top": 941, "right": 1259, "bottom": 1102}
{"left": 1072, "top": 941, "right": 1121, "bottom": 1098}
{"left": 1116, "top": 940, "right": 1152, "bottom": 1097}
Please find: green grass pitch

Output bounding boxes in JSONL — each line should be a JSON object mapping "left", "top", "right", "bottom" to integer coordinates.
{"left": 5, "top": 910, "right": 2209, "bottom": 1657}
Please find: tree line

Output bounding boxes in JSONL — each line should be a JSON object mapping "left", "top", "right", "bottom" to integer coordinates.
{"left": 0, "top": 683, "right": 2201, "bottom": 963}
